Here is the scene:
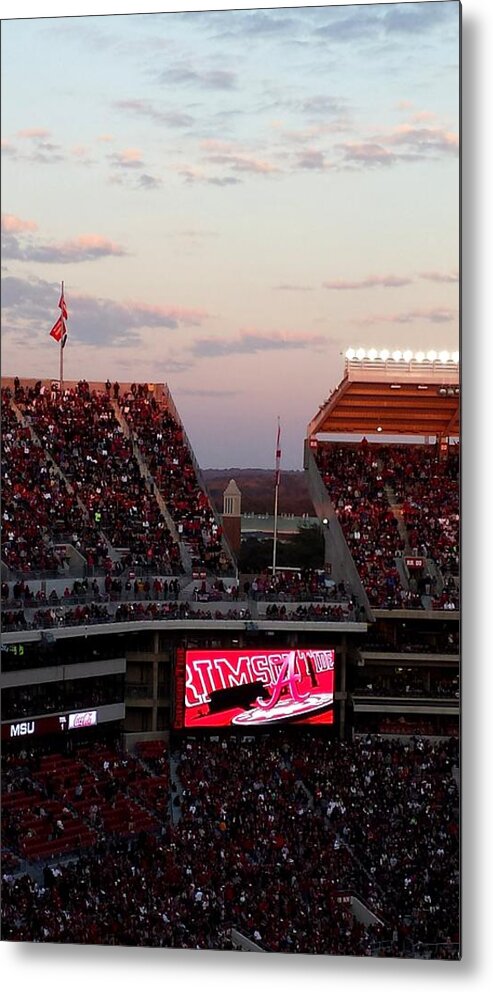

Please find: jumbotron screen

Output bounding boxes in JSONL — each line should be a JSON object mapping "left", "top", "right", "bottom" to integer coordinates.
{"left": 174, "top": 647, "right": 335, "bottom": 728}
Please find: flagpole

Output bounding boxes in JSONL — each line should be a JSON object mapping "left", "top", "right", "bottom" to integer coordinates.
{"left": 272, "top": 416, "right": 281, "bottom": 576}
{"left": 59, "top": 281, "right": 64, "bottom": 390}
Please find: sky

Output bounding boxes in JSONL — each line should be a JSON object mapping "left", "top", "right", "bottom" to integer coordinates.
{"left": 1, "top": 1, "right": 460, "bottom": 469}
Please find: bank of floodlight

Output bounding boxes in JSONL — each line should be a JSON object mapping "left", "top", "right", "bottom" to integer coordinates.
{"left": 345, "top": 347, "right": 458, "bottom": 365}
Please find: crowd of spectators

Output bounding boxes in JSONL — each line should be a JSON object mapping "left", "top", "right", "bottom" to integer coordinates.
{"left": 298, "top": 734, "right": 459, "bottom": 952}
{"left": 2, "top": 674, "right": 123, "bottom": 721}
{"left": 244, "top": 570, "right": 350, "bottom": 603}
{"left": 355, "top": 716, "right": 459, "bottom": 738}
{"left": 263, "top": 602, "right": 357, "bottom": 622}
{"left": 362, "top": 629, "right": 459, "bottom": 654}
{"left": 2, "top": 389, "right": 75, "bottom": 575}
{"left": 315, "top": 442, "right": 408, "bottom": 608}
{"left": 378, "top": 444, "right": 459, "bottom": 579}
{"left": 113, "top": 602, "right": 252, "bottom": 623}
{"left": 1, "top": 601, "right": 253, "bottom": 632}
{"left": 2, "top": 744, "right": 159, "bottom": 867}
{"left": 1, "top": 576, "right": 182, "bottom": 609}
{"left": 315, "top": 440, "right": 459, "bottom": 611}
{"left": 352, "top": 672, "right": 459, "bottom": 698}
{"left": 191, "top": 578, "right": 239, "bottom": 602}
{"left": 1, "top": 734, "right": 459, "bottom": 957}
{"left": 12, "top": 379, "right": 182, "bottom": 576}
{"left": 118, "top": 385, "right": 232, "bottom": 574}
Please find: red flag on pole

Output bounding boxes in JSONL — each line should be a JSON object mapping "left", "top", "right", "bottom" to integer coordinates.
{"left": 50, "top": 315, "right": 66, "bottom": 342}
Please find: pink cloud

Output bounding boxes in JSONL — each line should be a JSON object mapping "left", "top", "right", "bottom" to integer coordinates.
{"left": 274, "top": 122, "right": 349, "bottom": 146}
{"left": 339, "top": 142, "right": 397, "bottom": 166}
{"left": 200, "top": 139, "right": 240, "bottom": 154}
{"left": 16, "top": 127, "right": 51, "bottom": 139}
{"left": 126, "top": 300, "right": 211, "bottom": 325}
{"left": 274, "top": 284, "right": 314, "bottom": 292}
{"left": 1, "top": 140, "right": 17, "bottom": 155}
{"left": 419, "top": 270, "right": 459, "bottom": 284}
{"left": 409, "top": 110, "right": 438, "bottom": 124}
{"left": 297, "top": 149, "right": 330, "bottom": 171}
{"left": 176, "top": 164, "right": 207, "bottom": 183}
{"left": 110, "top": 148, "right": 144, "bottom": 168}
{"left": 62, "top": 235, "right": 126, "bottom": 256}
{"left": 71, "top": 145, "right": 90, "bottom": 158}
{"left": 1, "top": 213, "right": 38, "bottom": 233}
{"left": 2, "top": 231, "right": 128, "bottom": 263}
{"left": 356, "top": 307, "right": 457, "bottom": 326}
{"left": 387, "top": 124, "right": 458, "bottom": 152}
{"left": 191, "top": 329, "right": 325, "bottom": 357}
{"left": 205, "top": 152, "right": 280, "bottom": 174}
{"left": 323, "top": 274, "right": 412, "bottom": 290}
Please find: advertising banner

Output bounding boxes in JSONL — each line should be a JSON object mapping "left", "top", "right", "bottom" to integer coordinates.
{"left": 68, "top": 710, "right": 97, "bottom": 730}
{"left": 2, "top": 709, "right": 98, "bottom": 740}
{"left": 178, "top": 647, "right": 335, "bottom": 728}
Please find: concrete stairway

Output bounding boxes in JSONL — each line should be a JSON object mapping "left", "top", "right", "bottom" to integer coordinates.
{"left": 384, "top": 483, "right": 412, "bottom": 554}
{"left": 169, "top": 752, "right": 183, "bottom": 825}
{"left": 111, "top": 400, "right": 190, "bottom": 574}
{"left": 427, "top": 559, "right": 445, "bottom": 598}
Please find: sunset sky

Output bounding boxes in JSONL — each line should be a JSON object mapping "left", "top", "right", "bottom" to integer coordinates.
{"left": 1, "top": 1, "right": 460, "bottom": 469}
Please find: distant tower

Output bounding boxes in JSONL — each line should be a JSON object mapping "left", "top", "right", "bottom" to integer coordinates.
{"left": 221, "top": 479, "right": 242, "bottom": 556}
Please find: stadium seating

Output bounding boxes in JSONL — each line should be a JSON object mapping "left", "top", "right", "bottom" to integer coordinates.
{"left": 11, "top": 380, "right": 181, "bottom": 575}
{"left": 117, "top": 386, "right": 231, "bottom": 573}
{"left": 315, "top": 440, "right": 459, "bottom": 610}
{"left": 1, "top": 735, "right": 459, "bottom": 958}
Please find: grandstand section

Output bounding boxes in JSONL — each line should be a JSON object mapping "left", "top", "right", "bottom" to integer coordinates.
{"left": 304, "top": 351, "right": 459, "bottom": 741}
{"left": 1, "top": 370, "right": 459, "bottom": 957}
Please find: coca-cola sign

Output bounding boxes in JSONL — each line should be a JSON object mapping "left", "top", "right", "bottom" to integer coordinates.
{"left": 177, "top": 647, "right": 335, "bottom": 729}
{"left": 68, "top": 710, "right": 97, "bottom": 730}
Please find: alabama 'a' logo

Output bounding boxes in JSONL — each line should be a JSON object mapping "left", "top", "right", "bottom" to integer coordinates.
{"left": 256, "top": 651, "right": 310, "bottom": 710}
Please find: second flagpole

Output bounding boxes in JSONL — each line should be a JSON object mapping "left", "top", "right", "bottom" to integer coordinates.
{"left": 272, "top": 417, "right": 281, "bottom": 577}
{"left": 59, "top": 281, "right": 64, "bottom": 390}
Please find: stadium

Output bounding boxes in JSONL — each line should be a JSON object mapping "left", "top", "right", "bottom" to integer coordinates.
{"left": 1, "top": 351, "right": 460, "bottom": 957}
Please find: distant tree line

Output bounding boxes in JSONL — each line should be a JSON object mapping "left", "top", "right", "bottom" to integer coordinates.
{"left": 238, "top": 525, "right": 324, "bottom": 573}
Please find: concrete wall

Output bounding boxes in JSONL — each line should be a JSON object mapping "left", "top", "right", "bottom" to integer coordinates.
{"left": 1, "top": 656, "right": 126, "bottom": 690}
{"left": 230, "top": 928, "right": 265, "bottom": 952}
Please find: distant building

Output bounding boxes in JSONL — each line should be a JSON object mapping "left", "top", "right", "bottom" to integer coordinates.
{"left": 221, "top": 479, "right": 242, "bottom": 555}
{"left": 240, "top": 514, "right": 317, "bottom": 539}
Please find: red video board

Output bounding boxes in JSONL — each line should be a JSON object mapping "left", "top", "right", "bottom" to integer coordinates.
{"left": 175, "top": 647, "right": 335, "bottom": 729}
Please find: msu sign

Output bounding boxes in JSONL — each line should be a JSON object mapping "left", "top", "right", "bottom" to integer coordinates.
{"left": 10, "top": 721, "right": 36, "bottom": 737}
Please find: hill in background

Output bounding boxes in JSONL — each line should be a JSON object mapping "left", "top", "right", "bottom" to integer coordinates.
{"left": 203, "top": 469, "right": 315, "bottom": 516}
